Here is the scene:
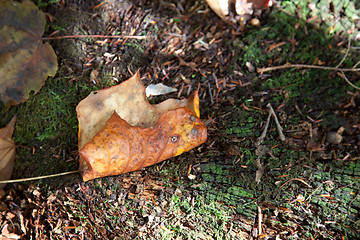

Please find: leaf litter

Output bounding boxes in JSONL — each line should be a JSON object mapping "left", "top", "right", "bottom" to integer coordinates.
{"left": 0, "top": 0, "right": 359, "bottom": 239}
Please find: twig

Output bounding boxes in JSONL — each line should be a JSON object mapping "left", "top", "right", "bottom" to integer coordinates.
{"left": 256, "top": 109, "right": 272, "bottom": 145}
{"left": 267, "top": 103, "right": 286, "bottom": 142}
{"left": 208, "top": 82, "right": 214, "bottom": 104}
{"left": 0, "top": 170, "right": 83, "bottom": 184}
{"left": 258, "top": 205, "right": 262, "bottom": 235}
{"left": 336, "top": 36, "right": 351, "bottom": 68}
{"left": 42, "top": 34, "right": 146, "bottom": 40}
{"left": 279, "top": 178, "right": 312, "bottom": 189}
{"left": 338, "top": 71, "right": 360, "bottom": 90}
{"left": 257, "top": 64, "right": 360, "bottom": 74}
{"left": 353, "top": 60, "right": 360, "bottom": 69}
{"left": 305, "top": 180, "right": 333, "bottom": 202}
{"left": 256, "top": 103, "right": 286, "bottom": 145}
{"left": 258, "top": 35, "right": 360, "bottom": 91}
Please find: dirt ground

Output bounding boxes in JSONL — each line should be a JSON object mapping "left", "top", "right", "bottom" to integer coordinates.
{"left": 1, "top": 0, "right": 360, "bottom": 239}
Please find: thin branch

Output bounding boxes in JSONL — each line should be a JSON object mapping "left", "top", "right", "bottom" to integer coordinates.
{"left": 267, "top": 103, "right": 286, "bottom": 142}
{"left": 305, "top": 180, "right": 327, "bottom": 202}
{"left": 353, "top": 60, "right": 360, "bottom": 68}
{"left": 207, "top": 82, "right": 214, "bottom": 104}
{"left": 336, "top": 35, "right": 351, "bottom": 68}
{"left": 279, "top": 178, "right": 312, "bottom": 189}
{"left": 339, "top": 71, "right": 360, "bottom": 90}
{"left": 258, "top": 205, "right": 262, "bottom": 235}
{"left": 258, "top": 64, "right": 360, "bottom": 74}
{"left": 0, "top": 170, "right": 83, "bottom": 184}
{"left": 42, "top": 34, "right": 146, "bottom": 40}
{"left": 256, "top": 109, "right": 272, "bottom": 145}
{"left": 256, "top": 103, "right": 286, "bottom": 145}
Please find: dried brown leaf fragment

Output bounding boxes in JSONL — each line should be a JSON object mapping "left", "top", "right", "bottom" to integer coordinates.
{"left": 0, "top": 117, "right": 16, "bottom": 189}
{"left": 0, "top": 0, "right": 58, "bottom": 109}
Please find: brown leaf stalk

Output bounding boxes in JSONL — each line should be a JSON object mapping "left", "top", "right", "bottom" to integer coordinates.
{"left": 257, "top": 64, "right": 360, "bottom": 74}
{"left": 42, "top": 34, "right": 146, "bottom": 40}
{"left": 0, "top": 170, "right": 83, "bottom": 184}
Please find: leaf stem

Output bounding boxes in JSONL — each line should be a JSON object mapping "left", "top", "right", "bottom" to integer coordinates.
{"left": 42, "top": 34, "right": 146, "bottom": 40}
{"left": 0, "top": 170, "right": 83, "bottom": 184}
{"left": 257, "top": 64, "right": 360, "bottom": 74}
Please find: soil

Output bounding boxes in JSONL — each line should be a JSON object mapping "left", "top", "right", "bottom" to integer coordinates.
{"left": 0, "top": 0, "right": 359, "bottom": 239}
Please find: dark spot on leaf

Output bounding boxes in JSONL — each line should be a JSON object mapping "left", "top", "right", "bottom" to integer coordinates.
{"left": 190, "top": 127, "right": 198, "bottom": 136}
{"left": 190, "top": 115, "right": 196, "bottom": 122}
{"left": 5, "top": 87, "right": 23, "bottom": 102}
{"left": 95, "top": 101, "right": 103, "bottom": 110}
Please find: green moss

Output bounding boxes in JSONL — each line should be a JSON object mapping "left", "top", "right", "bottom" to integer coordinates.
{"left": 160, "top": 194, "right": 235, "bottom": 239}
{"left": 34, "top": 0, "right": 61, "bottom": 8}
{"left": 235, "top": 1, "right": 358, "bottom": 111}
{"left": 0, "top": 66, "right": 119, "bottom": 182}
{"left": 227, "top": 186, "right": 254, "bottom": 198}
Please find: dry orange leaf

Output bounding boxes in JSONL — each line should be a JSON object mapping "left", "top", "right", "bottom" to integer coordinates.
{"left": 80, "top": 108, "right": 207, "bottom": 181}
{"left": 76, "top": 70, "right": 205, "bottom": 181}
{"left": 0, "top": 117, "right": 16, "bottom": 189}
{"left": 76, "top": 70, "right": 199, "bottom": 152}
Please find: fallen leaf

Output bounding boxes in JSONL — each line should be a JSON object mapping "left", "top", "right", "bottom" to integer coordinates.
{"left": 80, "top": 108, "right": 207, "bottom": 181}
{"left": 77, "top": 71, "right": 205, "bottom": 181}
{"left": 145, "top": 83, "right": 177, "bottom": 97}
{"left": 235, "top": 0, "right": 253, "bottom": 16}
{"left": 206, "top": 0, "right": 229, "bottom": 19}
{"left": 206, "top": 0, "right": 271, "bottom": 19}
{"left": 326, "top": 127, "right": 344, "bottom": 144}
{"left": 235, "top": 0, "right": 270, "bottom": 15}
{"left": 0, "top": 0, "right": 57, "bottom": 109}
{"left": 76, "top": 70, "right": 199, "bottom": 151}
{"left": 0, "top": 117, "right": 16, "bottom": 190}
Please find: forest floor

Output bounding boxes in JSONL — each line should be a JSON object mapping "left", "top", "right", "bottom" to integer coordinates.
{"left": 1, "top": 0, "right": 360, "bottom": 239}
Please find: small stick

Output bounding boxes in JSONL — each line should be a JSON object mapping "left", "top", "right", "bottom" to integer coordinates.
{"left": 208, "top": 82, "right": 214, "bottom": 104}
{"left": 258, "top": 205, "right": 262, "bottom": 236}
{"left": 353, "top": 60, "right": 360, "bottom": 68}
{"left": 0, "top": 170, "right": 83, "bottom": 184}
{"left": 267, "top": 103, "right": 286, "bottom": 142}
{"left": 338, "top": 71, "right": 360, "bottom": 90}
{"left": 256, "top": 103, "right": 286, "bottom": 145}
{"left": 335, "top": 36, "right": 351, "bottom": 68}
{"left": 42, "top": 34, "right": 146, "bottom": 40}
{"left": 257, "top": 64, "right": 360, "bottom": 74}
{"left": 279, "top": 178, "right": 312, "bottom": 189}
{"left": 256, "top": 109, "right": 272, "bottom": 145}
